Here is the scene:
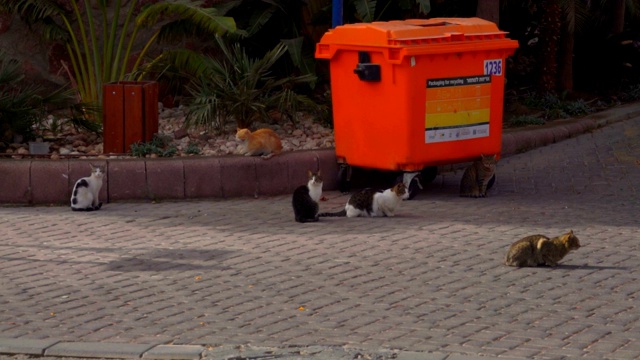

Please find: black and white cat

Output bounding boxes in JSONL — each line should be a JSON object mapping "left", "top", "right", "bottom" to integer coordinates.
{"left": 292, "top": 170, "right": 323, "bottom": 223}
{"left": 319, "top": 182, "right": 409, "bottom": 218}
{"left": 71, "top": 163, "right": 105, "bottom": 211}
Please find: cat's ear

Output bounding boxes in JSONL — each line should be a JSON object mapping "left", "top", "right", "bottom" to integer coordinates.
{"left": 307, "top": 170, "right": 312, "bottom": 177}
{"left": 317, "top": 170, "right": 322, "bottom": 176}
{"left": 568, "top": 229, "right": 574, "bottom": 235}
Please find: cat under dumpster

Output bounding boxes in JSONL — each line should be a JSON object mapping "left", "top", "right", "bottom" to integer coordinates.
{"left": 315, "top": 18, "right": 518, "bottom": 198}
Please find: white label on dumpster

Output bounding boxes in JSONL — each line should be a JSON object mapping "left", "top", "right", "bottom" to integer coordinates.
{"left": 425, "top": 75, "right": 491, "bottom": 143}
{"left": 484, "top": 59, "right": 503, "bottom": 75}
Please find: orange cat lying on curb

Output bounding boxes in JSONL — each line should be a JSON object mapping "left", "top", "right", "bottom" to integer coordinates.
{"left": 235, "top": 128, "right": 283, "bottom": 159}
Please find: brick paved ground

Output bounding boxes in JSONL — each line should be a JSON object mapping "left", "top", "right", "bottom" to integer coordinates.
{"left": 0, "top": 117, "right": 639, "bottom": 359}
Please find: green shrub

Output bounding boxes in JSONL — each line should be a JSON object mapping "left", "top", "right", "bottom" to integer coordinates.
{"left": 185, "top": 37, "right": 318, "bottom": 131}
{"left": 185, "top": 142, "right": 201, "bottom": 155}
{"left": 508, "top": 115, "right": 546, "bottom": 127}
{"left": 520, "top": 92, "right": 595, "bottom": 121}
{"left": 0, "top": 52, "right": 79, "bottom": 143}
{"left": 130, "top": 134, "right": 178, "bottom": 157}
{"left": 0, "top": 0, "right": 237, "bottom": 109}
{"left": 621, "top": 85, "right": 640, "bottom": 101}
{"left": 562, "top": 99, "right": 593, "bottom": 116}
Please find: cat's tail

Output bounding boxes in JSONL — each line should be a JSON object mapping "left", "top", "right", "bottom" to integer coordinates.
{"left": 318, "top": 209, "right": 347, "bottom": 217}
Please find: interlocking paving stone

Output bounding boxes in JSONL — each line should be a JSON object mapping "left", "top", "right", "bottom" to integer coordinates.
{"left": 0, "top": 116, "right": 639, "bottom": 359}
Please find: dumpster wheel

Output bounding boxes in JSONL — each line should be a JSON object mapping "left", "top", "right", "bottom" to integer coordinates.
{"left": 421, "top": 166, "right": 438, "bottom": 184}
{"left": 397, "top": 167, "right": 437, "bottom": 200}
{"left": 399, "top": 172, "right": 423, "bottom": 200}
{"left": 337, "top": 164, "right": 352, "bottom": 194}
{"left": 487, "top": 174, "right": 496, "bottom": 190}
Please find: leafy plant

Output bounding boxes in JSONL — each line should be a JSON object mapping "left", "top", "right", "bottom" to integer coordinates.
{"left": 130, "top": 134, "right": 177, "bottom": 157}
{"left": 0, "top": 0, "right": 237, "bottom": 110}
{"left": 520, "top": 92, "right": 595, "bottom": 120}
{"left": 507, "top": 115, "right": 546, "bottom": 127}
{"left": 130, "top": 141, "right": 156, "bottom": 157}
{"left": 621, "top": 84, "right": 640, "bottom": 101}
{"left": 562, "top": 99, "right": 593, "bottom": 116}
{"left": 185, "top": 141, "right": 201, "bottom": 155}
{"left": 0, "top": 52, "right": 78, "bottom": 143}
{"left": 185, "top": 37, "right": 318, "bottom": 131}
{"left": 349, "top": 0, "right": 431, "bottom": 22}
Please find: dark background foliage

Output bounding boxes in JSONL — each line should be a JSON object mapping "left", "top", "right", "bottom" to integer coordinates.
{"left": 1, "top": 0, "right": 640, "bottom": 141}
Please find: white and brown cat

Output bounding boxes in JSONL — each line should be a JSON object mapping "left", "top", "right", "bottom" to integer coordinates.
{"left": 320, "top": 182, "right": 409, "bottom": 218}
{"left": 235, "top": 128, "right": 282, "bottom": 159}
{"left": 71, "top": 163, "right": 105, "bottom": 211}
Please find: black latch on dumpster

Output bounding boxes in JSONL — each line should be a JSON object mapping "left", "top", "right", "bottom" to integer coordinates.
{"left": 354, "top": 51, "right": 381, "bottom": 82}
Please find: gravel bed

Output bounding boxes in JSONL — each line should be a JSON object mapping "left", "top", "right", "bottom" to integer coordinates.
{"left": 1, "top": 105, "right": 335, "bottom": 159}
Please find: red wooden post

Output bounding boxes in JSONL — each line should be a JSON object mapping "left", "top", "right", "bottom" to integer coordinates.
{"left": 102, "top": 81, "right": 159, "bottom": 154}
{"left": 103, "top": 83, "right": 125, "bottom": 153}
{"left": 143, "top": 82, "right": 159, "bottom": 142}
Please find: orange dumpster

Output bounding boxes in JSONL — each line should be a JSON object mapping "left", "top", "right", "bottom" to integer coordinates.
{"left": 315, "top": 18, "right": 519, "bottom": 194}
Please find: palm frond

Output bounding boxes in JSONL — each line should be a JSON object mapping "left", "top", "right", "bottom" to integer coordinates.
{"left": 185, "top": 38, "right": 319, "bottom": 130}
{"left": 136, "top": 0, "right": 237, "bottom": 35}
{"left": 280, "top": 37, "right": 318, "bottom": 85}
{"left": 143, "top": 48, "right": 212, "bottom": 80}
{"left": 354, "top": 0, "right": 377, "bottom": 22}
{"left": 244, "top": 5, "right": 276, "bottom": 37}
{"left": 0, "top": 0, "right": 64, "bottom": 22}
{"left": 0, "top": 56, "right": 23, "bottom": 84}
{"left": 625, "top": 0, "right": 640, "bottom": 18}
{"left": 416, "top": 0, "right": 431, "bottom": 14}
{"left": 212, "top": 0, "right": 242, "bottom": 15}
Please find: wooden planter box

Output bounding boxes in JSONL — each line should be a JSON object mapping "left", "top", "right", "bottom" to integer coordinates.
{"left": 103, "top": 81, "right": 159, "bottom": 154}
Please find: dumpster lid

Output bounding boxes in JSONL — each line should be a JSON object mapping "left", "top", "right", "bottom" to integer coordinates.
{"left": 318, "top": 18, "right": 511, "bottom": 47}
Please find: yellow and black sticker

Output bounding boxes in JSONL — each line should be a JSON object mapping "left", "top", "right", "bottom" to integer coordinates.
{"left": 425, "top": 75, "right": 491, "bottom": 143}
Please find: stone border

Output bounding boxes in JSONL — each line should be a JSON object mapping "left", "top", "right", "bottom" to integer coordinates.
{"left": 0, "top": 150, "right": 339, "bottom": 205}
{"left": 1, "top": 102, "right": 639, "bottom": 205}
{"left": 0, "top": 338, "right": 444, "bottom": 360}
{"left": 0, "top": 338, "right": 204, "bottom": 359}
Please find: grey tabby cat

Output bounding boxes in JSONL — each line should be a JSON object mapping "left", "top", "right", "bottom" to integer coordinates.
{"left": 319, "top": 182, "right": 409, "bottom": 218}
{"left": 71, "top": 163, "right": 105, "bottom": 211}
{"left": 505, "top": 230, "right": 581, "bottom": 267}
{"left": 292, "top": 170, "right": 323, "bottom": 223}
{"left": 460, "top": 154, "right": 497, "bottom": 198}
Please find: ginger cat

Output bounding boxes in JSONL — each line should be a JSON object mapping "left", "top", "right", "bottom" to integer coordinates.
{"left": 505, "top": 230, "right": 581, "bottom": 267}
{"left": 235, "top": 128, "right": 283, "bottom": 159}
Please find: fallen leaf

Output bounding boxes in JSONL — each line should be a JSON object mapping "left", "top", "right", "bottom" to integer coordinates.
{"left": 298, "top": 306, "right": 305, "bottom": 311}
{"left": 194, "top": 276, "right": 202, "bottom": 281}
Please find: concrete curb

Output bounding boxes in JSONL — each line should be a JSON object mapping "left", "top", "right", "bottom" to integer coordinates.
{"left": 1, "top": 101, "right": 639, "bottom": 205}
{"left": 0, "top": 338, "right": 203, "bottom": 359}
{"left": 0, "top": 338, "right": 479, "bottom": 359}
